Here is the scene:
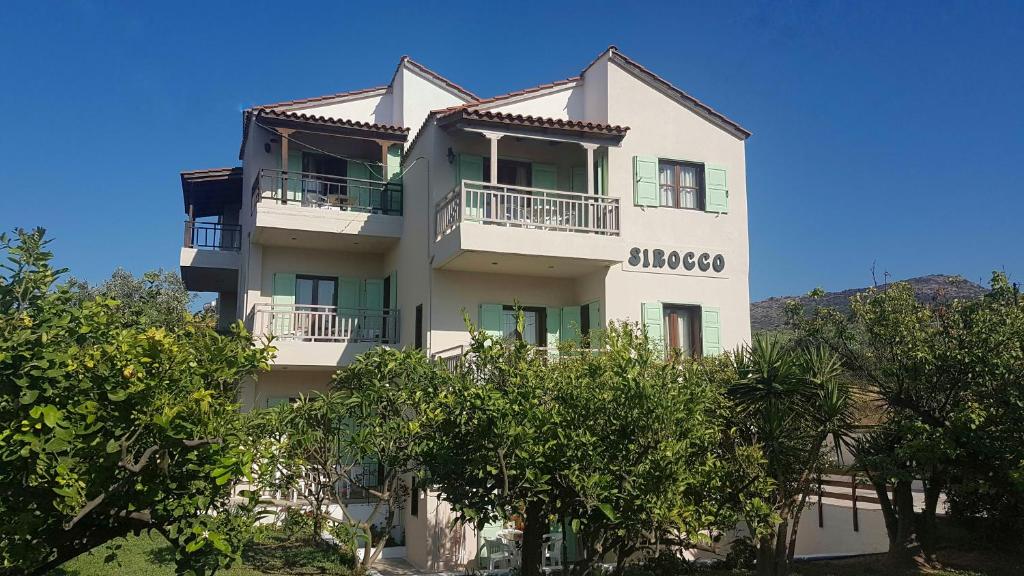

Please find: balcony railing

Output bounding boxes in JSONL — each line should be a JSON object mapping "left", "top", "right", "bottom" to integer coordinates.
{"left": 184, "top": 221, "right": 242, "bottom": 251}
{"left": 253, "top": 168, "right": 402, "bottom": 216}
{"left": 254, "top": 304, "right": 399, "bottom": 344}
{"left": 435, "top": 180, "right": 620, "bottom": 240}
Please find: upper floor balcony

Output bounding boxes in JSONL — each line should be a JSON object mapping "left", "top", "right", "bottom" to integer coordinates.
{"left": 248, "top": 109, "right": 408, "bottom": 253}
{"left": 430, "top": 109, "right": 629, "bottom": 277}
{"left": 251, "top": 303, "right": 399, "bottom": 368}
{"left": 179, "top": 168, "right": 242, "bottom": 293}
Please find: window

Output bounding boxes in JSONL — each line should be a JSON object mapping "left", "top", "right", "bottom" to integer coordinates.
{"left": 295, "top": 276, "right": 337, "bottom": 309}
{"left": 501, "top": 306, "right": 546, "bottom": 346}
{"left": 415, "top": 304, "right": 423, "bottom": 350}
{"left": 484, "top": 158, "right": 532, "bottom": 187}
{"left": 664, "top": 305, "right": 702, "bottom": 359}
{"left": 658, "top": 160, "right": 704, "bottom": 210}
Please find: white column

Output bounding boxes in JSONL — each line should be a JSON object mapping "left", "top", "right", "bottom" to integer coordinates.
{"left": 582, "top": 143, "right": 598, "bottom": 195}
{"left": 485, "top": 132, "right": 502, "bottom": 184}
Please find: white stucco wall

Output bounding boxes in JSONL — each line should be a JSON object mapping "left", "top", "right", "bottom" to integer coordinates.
{"left": 485, "top": 83, "right": 584, "bottom": 120}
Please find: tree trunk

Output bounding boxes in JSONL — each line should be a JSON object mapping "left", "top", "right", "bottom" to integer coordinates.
{"left": 786, "top": 492, "right": 811, "bottom": 566}
{"left": 521, "top": 499, "right": 546, "bottom": 576}
{"left": 884, "top": 480, "right": 926, "bottom": 567}
{"left": 755, "top": 532, "right": 776, "bottom": 576}
{"left": 919, "top": 473, "right": 944, "bottom": 561}
{"left": 772, "top": 518, "right": 790, "bottom": 576}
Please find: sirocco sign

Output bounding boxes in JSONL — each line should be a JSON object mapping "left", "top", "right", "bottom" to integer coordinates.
{"left": 623, "top": 246, "right": 727, "bottom": 277}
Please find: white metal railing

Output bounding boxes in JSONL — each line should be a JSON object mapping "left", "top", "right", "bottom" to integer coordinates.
{"left": 434, "top": 180, "right": 620, "bottom": 240}
{"left": 254, "top": 168, "right": 402, "bottom": 215}
{"left": 254, "top": 304, "right": 399, "bottom": 343}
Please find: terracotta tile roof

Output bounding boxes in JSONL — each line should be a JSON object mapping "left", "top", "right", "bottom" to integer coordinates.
{"left": 257, "top": 108, "right": 409, "bottom": 135}
{"left": 445, "top": 109, "right": 628, "bottom": 135}
{"left": 456, "top": 76, "right": 581, "bottom": 112}
{"left": 398, "top": 56, "right": 480, "bottom": 102}
{"left": 250, "top": 85, "right": 388, "bottom": 112}
{"left": 602, "top": 46, "right": 751, "bottom": 139}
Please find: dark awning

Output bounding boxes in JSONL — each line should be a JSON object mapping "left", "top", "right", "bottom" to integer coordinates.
{"left": 181, "top": 167, "right": 243, "bottom": 218}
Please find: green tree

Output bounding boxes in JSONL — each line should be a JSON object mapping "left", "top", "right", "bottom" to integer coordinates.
{"left": 0, "top": 228, "right": 273, "bottom": 575}
{"left": 257, "top": 347, "right": 439, "bottom": 569}
{"left": 786, "top": 276, "right": 1024, "bottom": 563}
{"left": 551, "top": 322, "right": 747, "bottom": 575}
{"left": 70, "top": 268, "right": 199, "bottom": 330}
{"left": 421, "top": 314, "right": 561, "bottom": 576}
{"left": 722, "top": 333, "right": 856, "bottom": 576}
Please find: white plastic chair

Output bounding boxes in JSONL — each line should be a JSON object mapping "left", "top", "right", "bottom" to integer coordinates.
{"left": 480, "top": 537, "right": 515, "bottom": 571}
{"left": 543, "top": 533, "right": 563, "bottom": 570}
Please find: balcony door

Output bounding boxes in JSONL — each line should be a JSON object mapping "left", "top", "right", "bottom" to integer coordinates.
{"left": 302, "top": 152, "right": 348, "bottom": 201}
{"left": 295, "top": 276, "right": 337, "bottom": 341}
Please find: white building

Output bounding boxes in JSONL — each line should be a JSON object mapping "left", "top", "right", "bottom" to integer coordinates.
{"left": 179, "top": 47, "right": 755, "bottom": 569}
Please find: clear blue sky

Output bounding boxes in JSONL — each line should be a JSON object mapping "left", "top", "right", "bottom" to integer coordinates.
{"left": 1, "top": 1, "right": 1021, "bottom": 300}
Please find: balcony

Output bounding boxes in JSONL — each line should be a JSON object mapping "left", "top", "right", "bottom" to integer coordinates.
{"left": 253, "top": 304, "right": 399, "bottom": 367}
{"left": 252, "top": 168, "right": 403, "bottom": 252}
{"left": 432, "top": 180, "right": 623, "bottom": 277}
{"left": 179, "top": 221, "right": 241, "bottom": 293}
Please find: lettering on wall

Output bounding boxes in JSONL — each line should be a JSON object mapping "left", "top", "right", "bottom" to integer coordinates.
{"left": 623, "top": 246, "right": 727, "bottom": 277}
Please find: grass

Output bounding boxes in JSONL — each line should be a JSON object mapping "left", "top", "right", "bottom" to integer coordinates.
{"left": 49, "top": 530, "right": 358, "bottom": 576}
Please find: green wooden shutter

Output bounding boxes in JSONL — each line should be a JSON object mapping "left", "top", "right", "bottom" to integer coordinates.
{"left": 596, "top": 153, "right": 608, "bottom": 196}
{"left": 338, "top": 277, "right": 361, "bottom": 339}
{"left": 561, "top": 306, "right": 581, "bottom": 344}
{"left": 705, "top": 165, "right": 729, "bottom": 213}
{"left": 571, "top": 166, "right": 587, "bottom": 193}
{"left": 702, "top": 307, "right": 722, "bottom": 356}
{"left": 479, "top": 304, "right": 503, "bottom": 339}
{"left": 532, "top": 163, "right": 558, "bottom": 191}
{"left": 546, "top": 307, "right": 562, "bottom": 351}
{"left": 388, "top": 271, "right": 398, "bottom": 310}
{"left": 386, "top": 145, "right": 402, "bottom": 181}
{"left": 457, "top": 154, "right": 485, "bottom": 220}
{"left": 633, "top": 156, "right": 658, "bottom": 207}
{"left": 363, "top": 278, "right": 385, "bottom": 339}
{"left": 272, "top": 273, "right": 296, "bottom": 334}
{"left": 287, "top": 150, "right": 303, "bottom": 202}
{"left": 347, "top": 161, "right": 372, "bottom": 211}
{"left": 456, "top": 153, "right": 484, "bottom": 184}
{"left": 586, "top": 300, "right": 603, "bottom": 348}
{"left": 642, "top": 302, "right": 664, "bottom": 348}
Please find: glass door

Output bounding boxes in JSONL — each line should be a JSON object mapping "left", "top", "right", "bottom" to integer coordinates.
{"left": 295, "top": 276, "right": 337, "bottom": 340}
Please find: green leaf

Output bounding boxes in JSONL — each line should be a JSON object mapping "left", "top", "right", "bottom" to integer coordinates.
{"left": 597, "top": 502, "right": 617, "bottom": 521}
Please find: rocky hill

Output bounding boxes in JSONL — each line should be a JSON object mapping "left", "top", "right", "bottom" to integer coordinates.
{"left": 751, "top": 274, "right": 988, "bottom": 333}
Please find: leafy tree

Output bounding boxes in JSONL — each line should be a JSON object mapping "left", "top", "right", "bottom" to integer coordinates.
{"left": 421, "top": 314, "right": 562, "bottom": 576}
{"left": 788, "top": 274, "right": 1024, "bottom": 562}
{"left": 257, "top": 347, "right": 438, "bottom": 569}
{"left": 69, "top": 268, "right": 199, "bottom": 330}
{"left": 0, "top": 228, "right": 273, "bottom": 575}
{"left": 722, "top": 333, "right": 856, "bottom": 576}
{"left": 551, "top": 322, "right": 747, "bottom": 575}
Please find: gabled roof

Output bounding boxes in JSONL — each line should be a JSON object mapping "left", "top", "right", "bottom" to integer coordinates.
{"left": 251, "top": 85, "right": 388, "bottom": 113}
{"left": 391, "top": 56, "right": 480, "bottom": 102}
{"left": 585, "top": 46, "right": 751, "bottom": 140}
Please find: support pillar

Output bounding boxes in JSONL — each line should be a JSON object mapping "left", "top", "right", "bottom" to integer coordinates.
{"left": 278, "top": 128, "right": 294, "bottom": 204}
{"left": 582, "top": 143, "right": 599, "bottom": 195}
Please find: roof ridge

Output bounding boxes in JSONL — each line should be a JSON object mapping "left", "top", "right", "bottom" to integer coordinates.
{"left": 431, "top": 76, "right": 582, "bottom": 118}
{"left": 606, "top": 47, "right": 751, "bottom": 138}
{"left": 249, "top": 85, "right": 388, "bottom": 112}
{"left": 399, "top": 56, "right": 480, "bottom": 102}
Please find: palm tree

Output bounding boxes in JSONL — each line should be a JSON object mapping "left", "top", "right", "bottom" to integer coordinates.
{"left": 727, "top": 333, "right": 856, "bottom": 576}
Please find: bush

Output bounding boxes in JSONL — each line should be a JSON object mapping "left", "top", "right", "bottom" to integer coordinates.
{"left": 723, "top": 536, "right": 756, "bottom": 569}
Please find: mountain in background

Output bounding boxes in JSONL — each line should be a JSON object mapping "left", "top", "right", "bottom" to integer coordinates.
{"left": 751, "top": 274, "right": 989, "bottom": 333}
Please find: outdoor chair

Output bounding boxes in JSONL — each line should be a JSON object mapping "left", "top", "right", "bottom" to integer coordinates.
{"left": 479, "top": 537, "right": 516, "bottom": 571}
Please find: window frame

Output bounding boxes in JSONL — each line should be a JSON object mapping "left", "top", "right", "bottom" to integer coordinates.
{"left": 663, "top": 304, "right": 703, "bottom": 359}
{"left": 501, "top": 305, "right": 547, "bottom": 347}
{"left": 295, "top": 275, "right": 338, "bottom": 308}
{"left": 658, "top": 159, "right": 705, "bottom": 211}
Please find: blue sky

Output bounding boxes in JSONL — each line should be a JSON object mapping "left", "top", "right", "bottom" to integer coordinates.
{"left": 1, "top": 1, "right": 1021, "bottom": 300}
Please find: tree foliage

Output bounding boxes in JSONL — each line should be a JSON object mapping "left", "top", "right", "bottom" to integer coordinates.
{"left": 722, "top": 333, "right": 857, "bottom": 576}
{"left": 0, "top": 228, "right": 273, "bottom": 575}
{"left": 788, "top": 273, "right": 1024, "bottom": 562}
